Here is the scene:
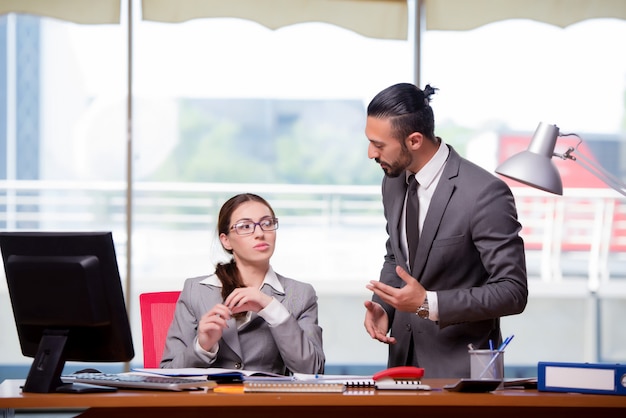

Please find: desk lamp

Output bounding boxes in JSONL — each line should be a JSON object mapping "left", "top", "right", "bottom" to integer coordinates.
{"left": 495, "top": 122, "right": 626, "bottom": 197}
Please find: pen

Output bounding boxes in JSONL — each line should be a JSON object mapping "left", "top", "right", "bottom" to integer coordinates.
{"left": 497, "top": 334, "right": 514, "bottom": 351}
{"left": 478, "top": 335, "right": 514, "bottom": 379}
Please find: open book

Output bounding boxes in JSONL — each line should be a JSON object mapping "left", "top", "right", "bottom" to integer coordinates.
{"left": 133, "top": 367, "right": 289, "bottom": 383}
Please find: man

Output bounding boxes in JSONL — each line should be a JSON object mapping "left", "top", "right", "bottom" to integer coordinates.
{"left": 363, "top": 83, "right": 528, "bottom": 378}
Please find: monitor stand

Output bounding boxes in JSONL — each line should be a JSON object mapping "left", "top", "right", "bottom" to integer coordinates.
{"left": 22, "top": 329, "right": 115, "bottom": 394}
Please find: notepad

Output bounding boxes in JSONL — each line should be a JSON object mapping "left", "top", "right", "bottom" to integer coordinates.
{"left": 375, "top": 379, "right": 431, "bottom": 391}
{"left": 243, "top": 381, "right": 346, "bottom": 393}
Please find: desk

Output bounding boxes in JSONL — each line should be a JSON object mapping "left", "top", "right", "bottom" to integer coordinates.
{"left": 2, "top": 379, "right": 625, "bottom": 418}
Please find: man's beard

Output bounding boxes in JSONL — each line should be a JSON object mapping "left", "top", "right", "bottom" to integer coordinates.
{"left": 375, "top": 149, "right": 412, "bottom": 178}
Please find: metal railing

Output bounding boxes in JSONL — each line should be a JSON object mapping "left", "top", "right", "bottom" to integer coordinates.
{"left": 1, "top": 180, "right": 625, "bottom": 290}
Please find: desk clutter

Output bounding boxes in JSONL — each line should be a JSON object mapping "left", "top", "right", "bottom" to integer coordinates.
{"left": 130, "top": 366, "right": 431, "bottom": 393}
{"left": 60, "top": 363, "right": 593, "bottom": 395}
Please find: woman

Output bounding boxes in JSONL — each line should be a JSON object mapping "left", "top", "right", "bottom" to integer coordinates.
{"left": 161, "top": 193, "right": 325, "bottom": 375}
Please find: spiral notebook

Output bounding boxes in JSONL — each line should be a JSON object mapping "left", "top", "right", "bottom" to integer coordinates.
{"left": 244, "top": 374, "right": 377, "bottom": 393}
{"left": 375, "top": 379, "right": 431, "bottom": 391}
{"left": 294, "top": 373, "right": 430, "bottom": 391}
{"left": 243, "top": 381, "right": 347, "bottom": 393}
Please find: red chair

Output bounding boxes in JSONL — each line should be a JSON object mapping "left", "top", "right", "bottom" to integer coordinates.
{"left": 139, "top": 291, "right": 181, "bottom": 368}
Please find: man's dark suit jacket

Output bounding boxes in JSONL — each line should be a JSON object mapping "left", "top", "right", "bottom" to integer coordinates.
{"left": 373, "top": 145, "right": 528, "bottom": 378}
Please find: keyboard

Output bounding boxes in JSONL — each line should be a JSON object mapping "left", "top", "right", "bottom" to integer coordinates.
{"left": 61, "top": 373, "right": 217, "bottom": 391}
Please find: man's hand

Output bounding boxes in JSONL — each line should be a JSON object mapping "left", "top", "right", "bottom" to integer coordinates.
{"left": 363, "top": 300, "right": 396, "bottom": 344}
{"left": 366, "top": 265, "right": 427, "bottom": 313}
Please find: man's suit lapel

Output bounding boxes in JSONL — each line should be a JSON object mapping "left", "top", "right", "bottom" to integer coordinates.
{"left": 411, "top": 146, "right": 460, "bottom": 280}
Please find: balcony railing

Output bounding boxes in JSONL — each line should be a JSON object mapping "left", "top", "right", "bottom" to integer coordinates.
{"left": 1, "top": 180, "right": 625, "bottom": 292}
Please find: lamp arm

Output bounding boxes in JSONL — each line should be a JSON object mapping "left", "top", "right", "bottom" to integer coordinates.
{"left": 574, "top": 155, "right": 626, "bottom": 197}
{"left": 552, "top": 135, "right": 626, "bottom": 198}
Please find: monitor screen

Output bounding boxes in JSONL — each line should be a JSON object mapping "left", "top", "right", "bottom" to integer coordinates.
{"left": 0, "top": 231, "right": 135, "bottom": 393}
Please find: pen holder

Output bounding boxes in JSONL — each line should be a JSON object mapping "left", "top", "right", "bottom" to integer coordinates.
{"left": 469, "top": 349, "right": 504, "bottom": 387}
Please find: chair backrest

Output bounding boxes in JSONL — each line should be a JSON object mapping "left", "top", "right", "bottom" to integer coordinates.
{"left": 139, "top": 291, "right": 181, "bottom": 368}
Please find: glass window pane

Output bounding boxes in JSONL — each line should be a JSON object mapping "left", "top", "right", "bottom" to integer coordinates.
{"left": 131, "top": 17, "right": 412, "bottom": 370}
{"left": 0, "top": 13, "right": 126, "bottom": 372}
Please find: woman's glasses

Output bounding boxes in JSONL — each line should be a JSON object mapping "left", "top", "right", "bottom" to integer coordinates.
{"left": 230, "top": 218, "right": 279, "bottom": 235}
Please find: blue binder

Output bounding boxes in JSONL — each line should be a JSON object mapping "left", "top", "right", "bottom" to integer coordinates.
{"left": 538, "top": 361, "right": 626, "bottom": 396}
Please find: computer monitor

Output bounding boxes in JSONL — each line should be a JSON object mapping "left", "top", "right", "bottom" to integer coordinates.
{"left": 0, "top": 231, "right": 135, "bottom": 393}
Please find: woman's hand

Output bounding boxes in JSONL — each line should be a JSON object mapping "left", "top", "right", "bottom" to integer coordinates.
{"left": 224, "top": 287, "right": 273, "bottom": 315}
{"left": 196, "top": 303, "right": 231, "bottom": 352}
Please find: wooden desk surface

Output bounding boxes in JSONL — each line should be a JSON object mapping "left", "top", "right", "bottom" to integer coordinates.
{"left": 2, "top": 379, "right": 625, "bottom": 418}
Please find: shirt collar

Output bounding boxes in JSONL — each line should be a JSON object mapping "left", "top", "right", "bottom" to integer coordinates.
{"left": 407, "top": 139, "right": 449, "bottom": 190}
{"left": 200, "top": 265, "right": 284, "bottom": 294}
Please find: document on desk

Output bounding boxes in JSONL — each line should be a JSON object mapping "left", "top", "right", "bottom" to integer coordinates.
{"left": 133, "top": 367, "right": 289, "bottom": 382}
{"left": 135, "top": 369, "right": 376, "bottom": 386}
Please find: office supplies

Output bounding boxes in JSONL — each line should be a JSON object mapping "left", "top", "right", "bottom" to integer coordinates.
{"left": 61, "top": 373, "right": 217, "bottom": 391}
{"left": 292, "top": 373, "right": 376, "bottom": 388}
{"left": 443, "top": 379, "right": 502, "bottom": 393}
{"left": 372, "top": 366, "right": 430, "bottom": 390}
{"left": 3, "top": 377, "right": 625, "bottom": 418}
{"left": 470, "top": 349, "right": 504, "bottom": 381}
{"left": 292, "top": 375, "right": 430, "bottom": 391}
{"left": 446, "top": 335, "right": 516, "bottom": 393}
{"left": 503, "top": 377, "right": 538, "bottom": 389}
{"left": 497, "top": 334, "right": 515, "bottom": 351}
{"left": 345, "top": 380, "right": 377, "bottom": 388}
{"left": 375, "top": 380, "right": 431, "bottom": 391}
{"left": 213, "top": 385, "right": 245, "bottom": 394}
{"left": 538, "top": 362, "right": 626, "bottom": 396}
{"left": 477, "top": 334, "right": 514, "bottom": 379}
{"left": 243, "top": 381, "right": 345, "bottom": 393}
{"left": 372, "top": 366, "right": 424, "bottom": 381}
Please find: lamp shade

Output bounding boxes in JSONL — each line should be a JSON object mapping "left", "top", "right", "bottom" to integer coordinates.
{"left": 495, "top": 122, "right": 563, "bottom": 195}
